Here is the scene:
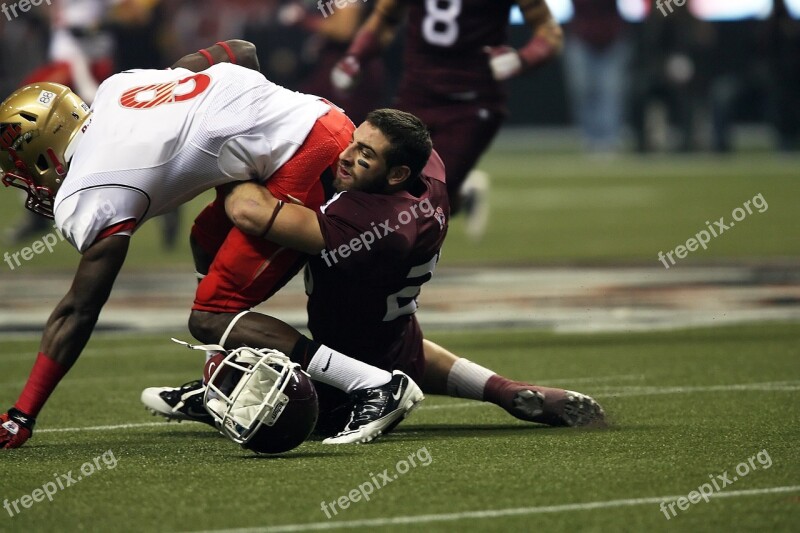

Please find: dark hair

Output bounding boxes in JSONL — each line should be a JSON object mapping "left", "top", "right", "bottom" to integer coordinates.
{"left": 365, "top": 108, "right": 432, "bottom": 182}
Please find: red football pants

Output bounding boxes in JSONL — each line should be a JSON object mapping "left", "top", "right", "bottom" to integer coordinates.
{"left": 192, "top": 106, "right": 354, "bottom": 312}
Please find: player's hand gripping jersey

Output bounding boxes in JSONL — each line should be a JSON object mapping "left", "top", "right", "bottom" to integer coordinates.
{"left": 54, "top": 63, "right": 330, "bottom": 252}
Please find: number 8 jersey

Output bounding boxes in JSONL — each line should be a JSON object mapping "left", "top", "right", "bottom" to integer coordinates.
{"left": 401, "top": 0, "right": 517, "bottom": 101}
{"left": 54, "top": 63, "right": 330, "bottom": 252}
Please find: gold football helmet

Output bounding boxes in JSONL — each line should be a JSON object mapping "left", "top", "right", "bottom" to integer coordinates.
{"left": 0, "top": 83, "right": 91, "bottom": 218}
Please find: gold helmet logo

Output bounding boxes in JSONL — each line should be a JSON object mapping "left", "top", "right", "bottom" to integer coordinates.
{"left": 0, "top": 82, "right": 91, "bottom": 218}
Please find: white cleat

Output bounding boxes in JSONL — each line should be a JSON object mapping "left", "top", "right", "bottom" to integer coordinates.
{"left": 140, "top": 380, "right": 216, "bottom": 426}
{"left": 460, "top": 169, "right": 490, "bottom": 242}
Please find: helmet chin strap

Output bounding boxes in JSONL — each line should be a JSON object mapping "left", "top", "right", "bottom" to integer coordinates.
{"left": 218, "top": 310, "right": 252, "bottom": 348}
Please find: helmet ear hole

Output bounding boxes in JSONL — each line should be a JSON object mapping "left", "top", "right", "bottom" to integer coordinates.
{"left": 36, "top": 154, "right": 49, "bottom": 172}
{"left": 19, "top": 112, "right": 36, "bottom": 122}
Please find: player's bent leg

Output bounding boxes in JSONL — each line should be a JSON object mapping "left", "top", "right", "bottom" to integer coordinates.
{"left": 420, "top": 338, "right": 458, "bottom": 395}
{"left": 189, "top": 310, "right": 302, "bottom": 356}
{"left": 190, "top": 190, "right": 235, "bottom": 273}
{"left": 423, "top": 338, "right": 606, "bottom": 428}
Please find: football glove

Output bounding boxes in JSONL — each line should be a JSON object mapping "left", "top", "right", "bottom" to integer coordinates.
{"left": 0, "top": 407, "right": 35, "bottom": 449}
{"left": 485, "top": 35, "right": 557, "bottom": 81}
{"left": 484, "top": 45, "right": 523, "bottom": 81}
{"left": 277, "top": 2, "right": 306, "bottom": 27}
{"left": 331, "top": 56, "right": 361, "bottom": 91}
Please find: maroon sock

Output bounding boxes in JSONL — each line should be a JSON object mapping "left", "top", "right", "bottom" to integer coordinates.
{"left": 482, "top": 374, "right": 519, "bottom": 410}
{"left": 15, "top": 353, "right": 68, "bottom": 417}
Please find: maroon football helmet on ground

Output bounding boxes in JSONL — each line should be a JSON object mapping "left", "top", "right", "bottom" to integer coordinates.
{"left": 203, "top": 346, "right": 318, "bottom": 454}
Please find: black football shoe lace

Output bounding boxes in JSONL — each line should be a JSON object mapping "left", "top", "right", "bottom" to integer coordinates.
{"left": 161, "top": 379, "right": 204, "bottom": 407}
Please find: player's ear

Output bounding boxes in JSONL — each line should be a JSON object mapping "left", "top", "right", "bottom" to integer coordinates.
{"left": 387, "top": 165, "right": 411, "bottom": 187}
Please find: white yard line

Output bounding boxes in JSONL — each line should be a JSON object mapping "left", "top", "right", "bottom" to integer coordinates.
{"left": 600, "top": 381, "right": 800, "bottom": 397}
{"left": 188, "top": 485, "right": 800, "bottom": 533}
{"left": 38, "top": 422, "right": 176, "bottom": 433}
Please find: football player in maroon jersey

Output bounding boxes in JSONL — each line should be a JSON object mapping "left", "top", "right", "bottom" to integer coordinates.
{"left": 224, "top": 108, "right": 605, "bottom": 437}
{"left": 331, "top": 0, "right": 563, "bottom": 239}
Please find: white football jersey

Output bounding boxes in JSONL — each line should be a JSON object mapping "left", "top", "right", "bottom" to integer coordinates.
{"left": 54, "top": 63, "right": 330, "bottom": 252}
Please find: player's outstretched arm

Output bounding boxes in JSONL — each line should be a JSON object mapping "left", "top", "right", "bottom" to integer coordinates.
{"left": 39, "top": 235, "right": 130, "bottom": 364}
{"left": 330, "top": 0, "right": 403, "bottom": 91}
{"left": 224, "top": 182, "right": 325, "bottom": 255}
{"left": 172, "top": 39, "right": 260, "bottom": 73}
{"left": 486, "top": 0, "right": 564, "bottom": 81}
{"left": 0, "top": 235, "right": 130, "bottom": 449}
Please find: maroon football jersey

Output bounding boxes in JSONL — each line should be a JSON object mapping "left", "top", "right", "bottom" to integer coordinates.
{"left": 399, "top": 0, "right": 516, "bottom": 100}
{"left": 305, "top": 151, "right": 449, "bottom": 367}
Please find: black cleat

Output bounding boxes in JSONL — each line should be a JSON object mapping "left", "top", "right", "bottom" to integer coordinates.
{"left": 140, "top": 380, "right": 216, "bottom": 427}
{"left": 323, "top": 371, "right": 424, "bottom": 444}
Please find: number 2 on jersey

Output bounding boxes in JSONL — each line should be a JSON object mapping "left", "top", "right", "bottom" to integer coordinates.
{"left": 422, "top": 0, "right": 462, "bottom": 47}
{"left": 119, "top": 73, "right": 211, "bottom": 109}
{"left": 383, "top": 253, "right": 440, "bottom": 321}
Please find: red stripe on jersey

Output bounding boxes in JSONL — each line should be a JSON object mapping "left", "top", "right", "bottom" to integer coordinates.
{"left": 94, "top": 219, "right": 137, "bottom": 244}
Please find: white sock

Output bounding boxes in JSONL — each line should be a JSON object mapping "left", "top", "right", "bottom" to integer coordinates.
{"left": 446, "top": 358, "right": 496, "bottom": 401}
{"left": 306, "top": 344, "right": 391, "bottom": 393}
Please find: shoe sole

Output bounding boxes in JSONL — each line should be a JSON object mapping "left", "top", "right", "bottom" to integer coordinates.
{"left": 511, "top": 387, "right": 606, "bottom": 428}
{"left": 322, "top": 382, "right": 425, "bottom": 445}
{"left": 511, "top": 389, "right": 545, "bottom": 420}
{"left": 561, "top": 390, "right": 606, "bottom": 428}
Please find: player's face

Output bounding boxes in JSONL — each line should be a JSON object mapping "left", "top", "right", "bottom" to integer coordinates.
{"left": 334, "top": 123, "right": 392, "bottom": 193}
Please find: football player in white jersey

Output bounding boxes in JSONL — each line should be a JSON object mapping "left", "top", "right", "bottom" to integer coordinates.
{"left": 0, "top": 40, "right": 424, "bottom": 449}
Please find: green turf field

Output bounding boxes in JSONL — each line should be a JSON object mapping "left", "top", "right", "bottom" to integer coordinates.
{"left": 1, "top": 324, "right": 798, "bottom": 532}
{"left": 1, "top": 152, "right": 798, "bottom": 271}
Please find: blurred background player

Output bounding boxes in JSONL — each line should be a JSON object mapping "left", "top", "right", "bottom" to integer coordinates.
{"left": 629, "top": 0, "right": 711, "bottom": 153}
{"left": 277, "top": 0, "right": 387, "bottom": 124}
{"left": 765, "top": 0, "right": 800, "bottom": 152}
{"left": 330, "top": 0, "right": 563, "bottom": 240}
{"left": 562, "top": 0, "right": 630, "bottom": 155}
